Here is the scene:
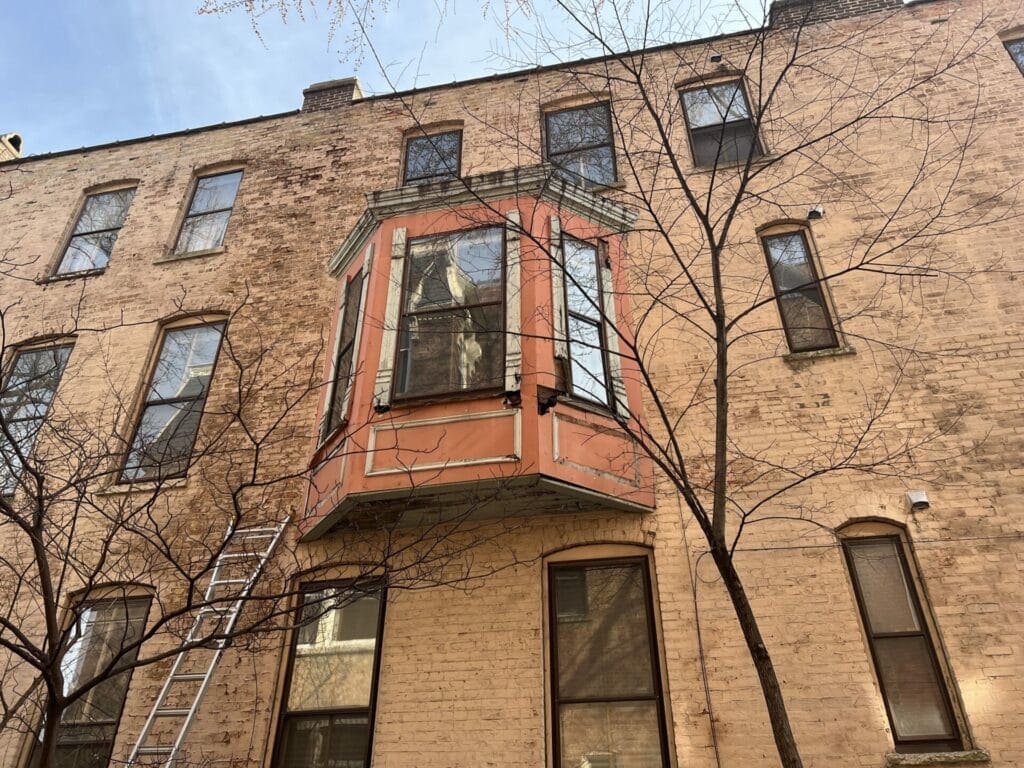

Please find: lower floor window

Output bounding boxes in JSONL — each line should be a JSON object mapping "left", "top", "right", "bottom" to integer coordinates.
{"left": 275, "top": 586, "right": 385, "bottom": 768}
{"left": 549, "top": 559, "right": 670, "bottom": 768}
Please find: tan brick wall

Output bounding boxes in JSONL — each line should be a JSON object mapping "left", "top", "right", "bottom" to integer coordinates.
{"left": 1, "top": 0, "right": 1023, "bottom": 766}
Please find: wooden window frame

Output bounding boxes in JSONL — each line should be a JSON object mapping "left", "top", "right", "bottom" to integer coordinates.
{"left": 561, "top": 235, "right": 613, "bottom": 409}
{"left": 391, "top": 225, "right": 507, "bottom": 404}
{"left": 678, "top": 79, "right": 763, "bottom": 168}
{"left": 323, "top": 269, "right": 366, "bottom": 439}
{"left": 119, "top": 321, "right": 227, "bottom": 483}
{"left": 842, "top": 534, "right": 965, "bottom": 753}
{"left": 402, "top": 129, "right": 463, "bottom": 185}
{"left": 543, "top": 102, "right": 619, "bottom": 186}
{"left": 53, "top": 187, "right": 137, "bottom": 277}
{"left": 547, "top": 557, "right": 672, "bottom": 768}
{"left": 271, "top": 582, "right": 387, "bottom": 768}
{"left": 173, "top": 170, "right": 243, "bottom": 256}
{"left": 760, "top": 228, "right": 840, "bottom": 353}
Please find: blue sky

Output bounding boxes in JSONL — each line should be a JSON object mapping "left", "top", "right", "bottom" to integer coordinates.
{"left": 1, "top": 0, "right": 760, "bottom": 157}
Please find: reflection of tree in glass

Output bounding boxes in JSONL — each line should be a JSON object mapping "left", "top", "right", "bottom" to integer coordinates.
{"left": 57, "top": 190, "right": 135, "bottom": 274}
{"left": 175, "top": 171, "right": 243, "bottom": 254}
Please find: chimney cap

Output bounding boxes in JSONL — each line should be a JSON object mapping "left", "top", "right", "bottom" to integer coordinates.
{"left": 1, "top": 132, "right": 23, "bottom": 157}
{"left": 302, "top": 76, "right": 363, "bottom": 99}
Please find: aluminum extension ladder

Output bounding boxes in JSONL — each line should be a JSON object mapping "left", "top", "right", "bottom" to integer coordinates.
{"left": 126, "top": 521, "right": 286, "bottom": 768}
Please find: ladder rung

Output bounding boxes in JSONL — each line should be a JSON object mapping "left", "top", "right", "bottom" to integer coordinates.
{"left": 209, "top": 578, "right": 248, "bottom": 586}
{"left": 236, "top": 527, "right": 281, "bottom": 536}
{"left": 155, "top": 708, "right": 191, "bottom": 717}
{"left": 197, "top": 605, "right": 232, "bottom": 615}
{"left": 216, "top": 552, "right": 259, "bottom": 562}
{"left": 171, "top": 673, "right": 207, "bottom": 682}
{"left": 136, "top": 746, "right": 174, "bottom": 755}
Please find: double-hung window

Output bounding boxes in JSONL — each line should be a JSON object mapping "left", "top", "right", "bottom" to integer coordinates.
{"left": 1006, "top": 38, "right": 1024, "bottom": 74}
{"left": 761, "top": 230, "right": 838, "bottom": 353}
{"left": 562, "top": 238, "right": 610, "bottom": 406}
{"left": 56, "top": 189, "right": 136, "bottom": 275}
{"left": 324, "top": 270, "right": 365, "bottom": 436}
{"left": 275, "top": 586, "right": 385, "bottom": 768}
{"left": 680, "top": 81, "right": 762, "bottom": 167}
{"left": 545, "top": 103, "right": 617, "bottom": 186}
{"left": 174, "top": 171, "right": 243, "bottom": 255}
{"left": 843, "top": 535, "right": 964, "bottom": 752}
{"left": 549, "top": 559, "right": 670, "bottom": 768}
{"left": 32, "top": 596, "right": 150, "bottom": 768}
{"left": 403, "top": 130, "right": 462, "bottom": 184}
{"left": 122, "top": 323, "right": 225, "bottom": 482}
{"left": 0, "top": 345, "right": 73, "bottom": 494}
{"left": 394, "top": 227, "right": 504, "bottom": 399}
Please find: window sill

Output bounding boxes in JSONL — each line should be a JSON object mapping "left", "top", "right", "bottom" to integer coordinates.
{"left": 783, "top": 345, "right": 855, "bottom": 363}
{"left": 885, "top": 749, "right": 990, "bottom": 766}
{"left": 155, "top": 246, "right": 226, "bottom": 264}
{"left": 389, "top": 388, "right": 505, "bottom": 410}
{"left": 97, "top": 477, "right": 189, "bottom": 496}
{"left": 38, "top": 268, "right": 107, "bottom": 284}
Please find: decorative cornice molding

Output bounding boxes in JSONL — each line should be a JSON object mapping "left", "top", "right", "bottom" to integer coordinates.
{"left": 328, "top": 164, "right": 637, "bottom": 277}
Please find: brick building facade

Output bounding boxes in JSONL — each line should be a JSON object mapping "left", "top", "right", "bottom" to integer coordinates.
{"left": 1, "top": 0, "right": 1023, "bottom": 767}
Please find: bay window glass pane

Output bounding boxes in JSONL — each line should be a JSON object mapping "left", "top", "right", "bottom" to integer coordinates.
{"left": 559, "top": 701, "right": 663, "bottom": 768}
{"left": 404, "top": 131, "right": 461, "bottom": 183}
{"left": 567, "top": 317, "right": 608, "bottom": 406}
{"left": 847, "top": 539, "right": 920, "bottom": 634}
{"left": 287, "top": 591, "right": 381, "bottom": 712}
{"left": 874, "top": 636, "right": 956, "bottom": 740}
{"left": 554, "top": 564, "right": 655, "bottom": 700}
{"left": 563, "top": 240, "right": 600, "bottom": 315}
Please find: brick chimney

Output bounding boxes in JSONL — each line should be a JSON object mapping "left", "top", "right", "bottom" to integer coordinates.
{"left": 1, "top": 132, "right": 23, "bottom": 161}
{"left": 302, "top": 77, "right": 363, "bottom": 112}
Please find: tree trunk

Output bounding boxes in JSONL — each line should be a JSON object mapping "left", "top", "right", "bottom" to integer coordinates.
{"left": 35, "top": 692, "right": 62, "bottom": 768}
{"left": 710, "top": 542, "right": 804, "bottom": 768}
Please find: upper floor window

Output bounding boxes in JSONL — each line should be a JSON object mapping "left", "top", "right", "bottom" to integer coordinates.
{"left": 324, "top": 270, "right": 366, "bottom": 437}
{"left": 761, "top": 230, "right": 838, "bottom": 353}
{"left": 31, "top": 596, "right": 150, "bottom": 768}
{"left": 394, "top": 227, "right": 504, "bottom": 400}
{"left": 55, "top": 189, "right": 136, "bottom": 275}
{"left": 122, "top": 322, "right": 225, "bottom": 482}
{"left": 549, "top": 559, "right": 670, "bottom": 768}
{"left": 403, "top": 130, "right": 462, "bottom": 184}
{"left": 1006, "top": 38, "right": 1024, "bottom": 74}
{"left": 545, "top": 103, "right": 617, "bottom": 186}
{"left": 275, "top": 586, "right": 385, "bottom": 768}
{"left": 174, "top": 170, "right": 243, "bottom": 255}
{"left": 562, "top": 237, "right": 610, "bottom": 406}
{"left": 842, "top": 533, "right": 964, "bottom": 752}
{"left": 680, "top": 81, "right": 762, "bottom": 167}
{"left": 1, "top": 344, "right": 73, "bottom": 494}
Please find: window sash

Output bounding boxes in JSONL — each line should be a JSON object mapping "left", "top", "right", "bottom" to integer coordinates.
{"left": 56, "top": 190, "right": 135, "bottom": 275}
{"left": 761, "top": 231, "right": 839, "bottom": 353}
{"left": 548, "top": 559, "right": 671, "bottom": 768}
{"left": 843, "top": 536, "right": 963, "bottom": 750}
{"left": 680, "top": 82, "right": 762, "bottom": 167}
{"left": 402, "top": 130, "right": 462, "bottom": 184}
{"left": 562, "top": 238, "right": 611, "bottom": 406}
{"left": 325, "top": 271, "right": 365, "bottom": 435}
{"left": 545, "top": 104, "right": 617, "bottom": 185}
{"left": 121, "top": 323, "right": 225, "bottom": 482}
{"left": 174, "top": 171, "right": 242, "bottom": 254}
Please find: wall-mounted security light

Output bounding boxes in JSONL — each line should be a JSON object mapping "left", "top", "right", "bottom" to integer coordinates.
{"left": 807, "top": 205, "right": 825, "bottom": 220}
{"left": 906, "top": 490, "right": 930, "bottom": 512}
{"left": 709, "top": 51, "right": 723, "bottom": 63}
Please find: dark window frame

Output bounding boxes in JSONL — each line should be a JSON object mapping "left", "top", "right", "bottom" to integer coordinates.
{"left": 323, "top": 270, "right": 366, "bottom": 439}
{"left": 561, "top": 235, "right": 613, "bottom": 409}
{"left": 543, "top": 102, "right": 619, "bottom": 186}
{"left": 271, "top": 581, "right": 388, "bottom": 768}
{"left": 53, "top": 187, "right": 137, "bottom": 277}
{"left": 30, "top": 594, "right": 152, "bottom": 768}
{"left": 1005, "top": 38, "right": 1024, "bottom": 75}
{"left": 119, "top": 321, "right": 227, "bottom": 483}
{"left": 173, "top": 170, "right": 244, "bottom": 255}
{"left": 1, "top": 343, "right": 74, "bottom": 496}
{"left": 402, "top": 129, "right": 463, "bottom": 185}
{"left": 391, "top": 225, "right": 507, "bottom": 404}
{"left": 842, "top": 534, "right": 965, "bottom": 753}
{"left": 760, "top": 229, "right": 840, "bottom": 353}
{"left": 547, "top": 556, "right": 672, "bottom": 768}
{"left": 679, "top": 79, "right": 763, "bottom": 168}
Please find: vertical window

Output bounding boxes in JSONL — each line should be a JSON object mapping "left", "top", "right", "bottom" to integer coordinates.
{"left": 34, "top": 596, "right": 150, "bottom": 768}
{"left": 761, "top": 231, "right": 838, "bottom": 353}
{"left": 174, "top": 171, "right": 243, "bottom": 255}
{"left": 55, "top": 189, "right": 135, "bottom": 275}
{"left": 324, "top": 270, "right": 365, "bottom": 435}
{"left": 843, "top": 536, "right": 964, "bottom": 752}
{"left": 680, "top": 81, "right": 762, "bottom": 167}
{"left": 122, "top": 323, "right": 225, "bottom": 482}
{"left": 394, "top": 227, "right": 504, "bottom": 399}
{"left": 0, "top": 345, "right": 73, "bottom": 494}
{"left": 563, "top": 238, "right": 610, "bottom": 406}
{"left": 549, "top": 559, "right": 670, "bottom": 768}
{"left": 544, "top": 103, "right": 617, "bottom": 186}
{"left": 403, "top": 130, "right": 462, "bottom": 184}
{"left": 276, "top": 587, "right": 385, "bottom": 768}
{"left": 1006, "top": 38, "right": 1024, "bottom": 74}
